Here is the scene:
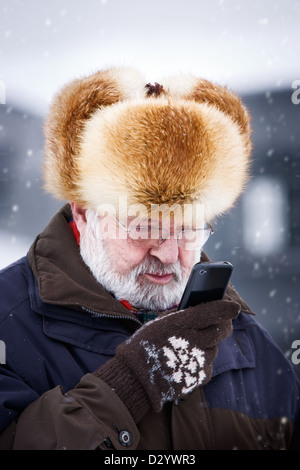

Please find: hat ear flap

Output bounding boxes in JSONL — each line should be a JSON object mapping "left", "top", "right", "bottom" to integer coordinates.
{"left": 187, "top": 78, "right": 252, "bottom": 145}
{"left": 164, "top": 75, "right": 252, "bottom": 154}
{"left": 43, "top": 67, "right": 145, "bottom": 202}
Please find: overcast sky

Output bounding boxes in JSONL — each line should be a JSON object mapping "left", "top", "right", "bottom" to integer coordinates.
{"left": 1, "top": 0, "right": 300, "bottom": 115}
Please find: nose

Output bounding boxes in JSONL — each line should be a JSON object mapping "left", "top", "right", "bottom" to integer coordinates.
{"left": 149, "top": 237, "right": 179, "bottom": 265}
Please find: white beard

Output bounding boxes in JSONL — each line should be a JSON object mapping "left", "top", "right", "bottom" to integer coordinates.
{"left": 79, "top": 209, "right": 200, "bottom": 311}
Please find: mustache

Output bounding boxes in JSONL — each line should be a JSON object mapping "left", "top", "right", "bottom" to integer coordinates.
{"left": 131, "top": 255, "right": 184, "bottom": 282}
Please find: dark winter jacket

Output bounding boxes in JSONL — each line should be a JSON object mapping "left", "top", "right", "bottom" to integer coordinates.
{"left": 0, "top": 205, "right": 299, "bottom": 450}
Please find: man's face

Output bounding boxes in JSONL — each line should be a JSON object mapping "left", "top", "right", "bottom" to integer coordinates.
{"left": 77, "top": 207, "right": 201, "bottom": 311}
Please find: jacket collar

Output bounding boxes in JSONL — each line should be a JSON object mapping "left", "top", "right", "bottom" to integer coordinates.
{"left": 27, "top": 204, "right": 137, "bottom": 321}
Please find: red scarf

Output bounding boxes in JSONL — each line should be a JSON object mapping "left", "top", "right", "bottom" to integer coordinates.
{"left": 69, "top": 219, "right": 80, "bottom": 245}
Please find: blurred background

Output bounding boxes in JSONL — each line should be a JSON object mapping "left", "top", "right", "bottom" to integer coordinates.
{"left": 0, "top": 0, "right": 299, "bottom": 375}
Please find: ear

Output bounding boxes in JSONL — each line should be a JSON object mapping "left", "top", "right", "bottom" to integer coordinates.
{"left": 70, "top": 202, "right": 87, "bottom": 234}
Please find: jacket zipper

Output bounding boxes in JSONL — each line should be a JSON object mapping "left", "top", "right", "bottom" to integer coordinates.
{"left": 80, "top": 305, "right": 142, "bottom": 327}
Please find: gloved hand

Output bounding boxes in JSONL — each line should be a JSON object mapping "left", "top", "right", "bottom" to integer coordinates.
{"left": 95, "top": 299, "right": 240, "bottom": 423}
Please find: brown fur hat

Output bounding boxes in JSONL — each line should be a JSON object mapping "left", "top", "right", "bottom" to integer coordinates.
{"left": 43, "top": 67, "right": 252, "bottom": 222}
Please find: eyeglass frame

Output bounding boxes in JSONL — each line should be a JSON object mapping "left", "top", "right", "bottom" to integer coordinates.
{"left": 111, "top": 214, "right": 214, "bottom": 248}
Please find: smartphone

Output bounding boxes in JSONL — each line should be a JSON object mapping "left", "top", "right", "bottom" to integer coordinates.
{"left": 179, "top": 261, "right": 233, "bottom": 310}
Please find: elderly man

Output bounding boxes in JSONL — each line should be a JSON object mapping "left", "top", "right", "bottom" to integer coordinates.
{"left": 0, "top": 67, "right": 299, "bottom": 450}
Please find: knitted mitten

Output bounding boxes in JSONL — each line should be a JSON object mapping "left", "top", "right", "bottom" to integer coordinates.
{"left": 95, "top": 299, "right": 240, "bottom": 423}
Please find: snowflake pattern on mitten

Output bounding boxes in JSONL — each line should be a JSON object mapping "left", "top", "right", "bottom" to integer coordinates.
{"left": 140, "top": 335, "right": 206, "bottom": 407}
{"left": 163, "top": 336, "right": 206, "bottom": 393}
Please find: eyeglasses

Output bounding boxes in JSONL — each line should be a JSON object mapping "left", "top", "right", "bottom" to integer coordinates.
{"left": 112, "top": 215, "right": 214, "bottom": 250}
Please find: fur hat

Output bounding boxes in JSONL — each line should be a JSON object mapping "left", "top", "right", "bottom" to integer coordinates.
{"left": 43, "top": 67, "right": 252, "bottom": 222}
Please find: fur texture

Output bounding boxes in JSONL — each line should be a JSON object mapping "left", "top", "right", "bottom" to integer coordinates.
{"left": 43, "top": 67, "right": 252, "bottom": 222}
